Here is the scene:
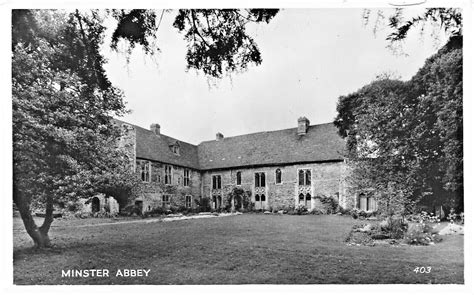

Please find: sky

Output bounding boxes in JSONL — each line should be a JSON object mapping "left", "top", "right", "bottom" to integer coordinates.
{"left": 102, "top": 8, "right": 449, "bottom": 145}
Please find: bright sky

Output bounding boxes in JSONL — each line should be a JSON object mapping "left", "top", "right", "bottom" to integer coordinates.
{"left": 102, "top": 8, "right": 449, "bottom": 145}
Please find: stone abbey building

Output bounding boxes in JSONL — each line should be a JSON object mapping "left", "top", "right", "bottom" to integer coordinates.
{"left": 116, "top": 117, "right": 376, "bottom": 213}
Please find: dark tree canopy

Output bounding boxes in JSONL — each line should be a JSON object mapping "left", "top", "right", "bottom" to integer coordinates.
{"left": 334, "top": 36, "right": 463, "bottom": 214}
{"left": 12, "top": 9, "right": 142, "bottom": 247}
{"left": 107, "top": 9, "right": 279, "bottom": 78}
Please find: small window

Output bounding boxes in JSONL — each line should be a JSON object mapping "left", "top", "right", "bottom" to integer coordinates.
{"left": 261, "top": 194, "right": 266, "bottom": 202}
{"left": 305, "top": 170, "right": 311, "bottom": 185}
{"left": 255, "top": 195, "right": 260, "bottom": 202}
{"left": 358, "top": 194, "right": 377, "bottom": 212}
{"left": 236, "top": 171, "right": 241, "bottom": 185}
{"left": 164, "top": 165, "right": 172, "bottom": 184}
{"left": 212, "top": 175, "right": 222, "bottom": 189}
{"left": 298, "top": 193, "right": 304, "bottom": 203}
{"left": 185, "top": 195, "right": 192, "bottom": 208}
{"left": 275, "top": 169, "right": 282, "bottom": 184}
{"left": 162, "top": 195, "right": 171, "bottom": 207}
{"left": 305, "top": 193, "right": 311, "bottom": 207}
{"left": 298, "top": 170, "right": 304, "bottom": 185}
{"left": 184, "top": 169, "right": 190, "bottom": 186}
{"left": 171, "top": 142, "right": 180, "bottom": 155}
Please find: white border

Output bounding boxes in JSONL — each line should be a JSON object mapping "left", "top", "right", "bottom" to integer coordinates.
{"left": 1, "top": 1, "right": 472, "bottom": 295}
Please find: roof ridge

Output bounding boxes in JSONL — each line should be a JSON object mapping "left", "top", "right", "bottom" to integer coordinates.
{"left": 117, "top": 118, "right": 336, "bottom": 146}
{"left": 198, "top": 122, "right": 336, "bottom": 145}
{"left": 117, "top": 119, "right": 198, "bottom": 147}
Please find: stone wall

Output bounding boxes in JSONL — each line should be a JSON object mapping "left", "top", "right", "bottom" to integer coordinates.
{"left": 135, "top": 159, "right": 202, "bottom": 213}
{"left": 79, "top": 194, "right": 120, "bottom": 215}
{"left": 201, "top": 161, "right": 349, "bottom": 211}
{"left": 117, "top": 122, "right": 137, "bottom": 172}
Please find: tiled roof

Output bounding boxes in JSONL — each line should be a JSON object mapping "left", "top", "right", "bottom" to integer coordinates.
{"left": 119, "top": 120, "right": 346, "bottom": 171}
{"left": 121, "top": 121, "right": 200, "bottom": 169}
{"left": 197, "top": 123, "right": 346, "bottom": 170}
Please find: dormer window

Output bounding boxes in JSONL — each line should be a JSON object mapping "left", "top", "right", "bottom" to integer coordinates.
{"left": 172, "top": 145, "right": 180, "bottom": 155}
{"left": 169, "top": 141, "right": 180, "bottom": 155}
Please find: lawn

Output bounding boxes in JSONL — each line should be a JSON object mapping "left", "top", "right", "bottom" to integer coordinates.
{"left": 13, "top": 214, "right": 464, "bottom": 284}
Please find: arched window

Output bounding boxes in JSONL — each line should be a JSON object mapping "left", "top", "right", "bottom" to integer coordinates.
{"left": 298, "top": 193, "right": 305, "bottom": 204}
{"left": 275, "top": 169, "right": 282, "bottom": 184}
{"left": 261, "top": 194, "right": 266, "bottom": 202}
{"left": 255, "top": 172, "right": 265, "bottom": 187}
{"left": 91, "top": 197, "right": 100, "bottom": 213}
{"left": 298, "top": 170, "right": 305, "bottom": 185}
{"left": 185, "top": 195, "right": 192, "bottom": 208}
{"left": 255, "top": 194, "right": 260, "bottom": 202}
{"left": 305, "top": 170, "right": 311, "bottom": 185}
{"left": 305, "top": 193, "right": 311, "bottom": 207}
{"left": 212, "top": 175, "right": 222, "bottom": 189}
{"left": 236, "top": 171, "right": 242, "bottom": 185}
{"left": 164, "top": 165, "right": 172, "bottom": 184}
{"left": 298, "top": 169, "right": 311, "bottom": 186}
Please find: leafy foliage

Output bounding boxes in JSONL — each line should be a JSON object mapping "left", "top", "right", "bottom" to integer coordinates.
{"left": 12, "top": 10, "right": 139, "bottom": 247}
{"left": 172, "top": 9, "right": 278, "bottom": 78}
{"left": 109, "top": 9, "right": 159, "bottom": 56}
{"left": 362, "top": 8, "right": 462, "bottom": 52}
{"left": 334, "top": 37, "right": 462, "bottom": 214}
{"left": 106, "top": 9, "right": 279, "bottom": 78}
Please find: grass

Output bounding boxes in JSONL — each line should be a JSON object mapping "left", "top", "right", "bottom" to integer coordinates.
{"left": 13, "top": 214, "right": 463, "bottom": 284}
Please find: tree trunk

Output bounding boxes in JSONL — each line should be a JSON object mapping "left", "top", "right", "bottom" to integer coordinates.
{"left": 13, "top": 186, "right": 52, "bottom": 248}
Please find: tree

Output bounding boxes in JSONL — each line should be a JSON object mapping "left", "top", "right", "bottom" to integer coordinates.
{"left": 12, "top": 11, "right": 136, "bottom": 247}
{"left": 12, "top": 9, "right": 278, "bottom": 247}
{"left": 362, "top": 8, "right": 462, "bottom": 52}
{"left": 334, "top": 37, "right": 462, "bottom": 214}
{"left": 108, "top": 9, "right": 279, "bottom": 78}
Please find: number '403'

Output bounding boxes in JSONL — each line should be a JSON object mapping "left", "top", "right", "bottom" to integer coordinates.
{"left": 414, "top": 267, "right": 431, "bottom": 273}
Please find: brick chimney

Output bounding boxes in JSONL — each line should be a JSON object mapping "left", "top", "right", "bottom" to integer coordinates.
{"left": 297, "top": 117, "right": 310, "bottom": 135}
{"left": 216, "top": 132, "right": 224, "bottom": 141}
{"left": 150, "top": 123, "right": 161, "bottom": 136}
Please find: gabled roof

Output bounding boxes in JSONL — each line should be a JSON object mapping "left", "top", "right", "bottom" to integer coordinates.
{"left": 197, "top": 123, "right": 346, "bottom": 170}
{"left": 117, "top": 120, "right": 346, "bottom": 171}
{"left": 121, "top": 121, "right": 200, "bottom": 169}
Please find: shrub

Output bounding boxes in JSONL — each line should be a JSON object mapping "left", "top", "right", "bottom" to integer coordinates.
{"left": 295, "top": 204, "right": 308, "bottom": 215}
{"left": 380, "top": 215, "right": 408, "bottom": 239}
{"left": 195, "top": 197, "right": 211, "bottom": 212}
{"left": 317, "top": 195, "right": 339, "bottom": 214}
{"left": 404, "top": 223, "right": 442, "bottom": 245}
{"left": 121, "top": 204, "right": 142, "bottom": 216}
{"left": 177, "top": 205, "right": 187, "bottom": 213}
{"left": 309, "top": 208, "right": 325, "bottom": 215}
{"left": 145, "top": 206, "right": 166, "bottom": 216}
{"left": 67, "top": 202, "right": 80, "bottom": 212}
{"left": 168, "top": 206, "right": 179, "bottom": 214}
